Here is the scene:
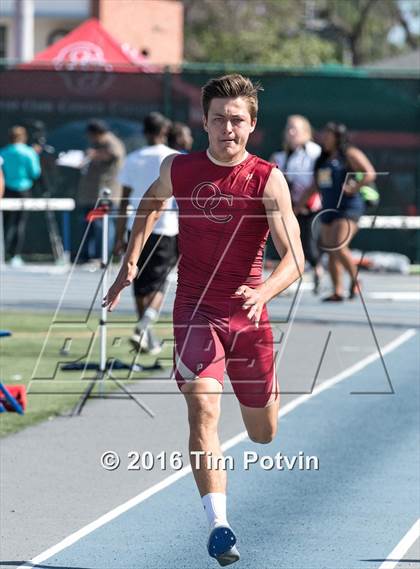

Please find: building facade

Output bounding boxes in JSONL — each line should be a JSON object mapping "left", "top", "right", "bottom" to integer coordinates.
{"left": 0, "top": 0, "right": 183, "bottom": 64}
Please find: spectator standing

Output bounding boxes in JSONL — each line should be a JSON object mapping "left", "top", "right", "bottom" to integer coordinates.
{"left": 77, "top": 120, "right": 125, "bottom": 264}
{"left": 115, "top": 112, "right": 177, "bottom": 354}
{"left": 297, "top": 122, "right": 376, "bottom": 301}
{"left": 0, "top": 126, "right": 41, "bottom": 266}
{"left": 270, "top": 115, "right": 323, "bottom": 292}
{"left": 27, "top": 120, "right": 58, "bottom": 197}
{"left": 168, "top": 122, "right": 194, "bottom": 153}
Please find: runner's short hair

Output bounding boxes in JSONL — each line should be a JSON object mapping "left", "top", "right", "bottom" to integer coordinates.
{"left": 201, "top": 74, "right": 262, "bottom": 120}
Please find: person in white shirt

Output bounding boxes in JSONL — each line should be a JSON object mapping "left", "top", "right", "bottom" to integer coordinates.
{"left": 270, "top": 115, "right": 323, "bottom": 293}
{"left": 115, "top": 112, "right": 178, "bottom": 353}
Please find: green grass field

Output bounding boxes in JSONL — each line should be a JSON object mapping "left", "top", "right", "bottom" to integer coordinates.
{"left": 0, "top": 311, "right": 173, "bottom": 437}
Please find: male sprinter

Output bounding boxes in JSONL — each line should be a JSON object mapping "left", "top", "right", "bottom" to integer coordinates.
{"left": 103, "top": 74, "right": 304, "bottom": 566}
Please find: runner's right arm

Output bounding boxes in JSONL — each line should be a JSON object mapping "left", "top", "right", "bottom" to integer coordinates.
{"left": 102, "top": 154, "right": 176, "bottom": 311}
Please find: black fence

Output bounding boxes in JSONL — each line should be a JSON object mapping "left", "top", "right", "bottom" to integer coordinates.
{"left": 0, "top": 65, "right": 419, "bottom": 259}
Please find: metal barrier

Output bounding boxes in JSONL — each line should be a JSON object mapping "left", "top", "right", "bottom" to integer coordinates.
{"left": 0, "top": 197, "right": 75, "bottom": 265}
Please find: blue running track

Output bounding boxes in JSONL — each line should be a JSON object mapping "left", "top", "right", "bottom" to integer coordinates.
{"left": 29, "top": 333, "right": 419, "bottom": 569}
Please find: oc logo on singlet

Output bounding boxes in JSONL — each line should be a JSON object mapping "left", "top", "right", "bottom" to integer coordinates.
{"left": 191, "top": 182, "right": 233, "bottom": 223}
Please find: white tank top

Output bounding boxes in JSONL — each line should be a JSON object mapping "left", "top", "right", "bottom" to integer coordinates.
{"left": 118, "top": 143, "right": 178, "bottom": 236}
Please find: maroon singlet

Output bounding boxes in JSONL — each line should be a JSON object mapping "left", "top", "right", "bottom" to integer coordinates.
{"left": 171, "top": 150, "right": 278, "bottom": 407}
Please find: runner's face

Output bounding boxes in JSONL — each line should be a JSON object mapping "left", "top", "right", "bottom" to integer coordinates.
{"left": 204, "top": 97, "right": 256, "bottom": 161}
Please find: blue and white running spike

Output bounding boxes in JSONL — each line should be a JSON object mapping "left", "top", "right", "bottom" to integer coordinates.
{"left": 207, "top": 525, "right": 240, "bottom": 566}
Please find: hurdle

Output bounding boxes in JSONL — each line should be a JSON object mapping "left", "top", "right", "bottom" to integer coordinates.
{"left": 62, "top": 190, "right": 156, "bottom": 418}
{"left": 0, "top": 197, "right": 75, "bottom": 265}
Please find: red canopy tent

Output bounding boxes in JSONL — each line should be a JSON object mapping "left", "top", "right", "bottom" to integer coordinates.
{"left": 21, "top": 18, "right": 156, "bottom": 73}
{"left": 7, "top": 18, "right": 202, "bottom": 126}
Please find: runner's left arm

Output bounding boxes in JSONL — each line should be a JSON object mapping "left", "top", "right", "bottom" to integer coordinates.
{"left": 235, "top": 168, "right": 305, "bottom": 327}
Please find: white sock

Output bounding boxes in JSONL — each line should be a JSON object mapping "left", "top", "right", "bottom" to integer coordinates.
{"left": 136, "top": 307, "right": 159, "bottom": 333}
{"left": 146, "top": 327, "right": 160, "bottom": 348}
{"left": 202, "top": 493, "right": 229, "bottom": 530}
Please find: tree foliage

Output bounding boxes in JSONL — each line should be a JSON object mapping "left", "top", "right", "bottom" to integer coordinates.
{"left": 322, "top": 0, "right": 419, "bottom": 64}
{"left": 182, "top": 0, "right": 419, "bottom": 66}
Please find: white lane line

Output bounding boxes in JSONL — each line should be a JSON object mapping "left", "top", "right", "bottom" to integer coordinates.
{"left": 378, "top": 518, "right": 420, "bottom": 569}
{"left": 368, "top": 292, "right": 420, "bottom": 302}
{"left": 17, "top": 328, "right": 417, "bottom": 569}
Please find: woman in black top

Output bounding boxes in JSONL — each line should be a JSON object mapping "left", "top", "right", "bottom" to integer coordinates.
{"left": 297, "top": 122, "right": 376, "bottom": 301}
